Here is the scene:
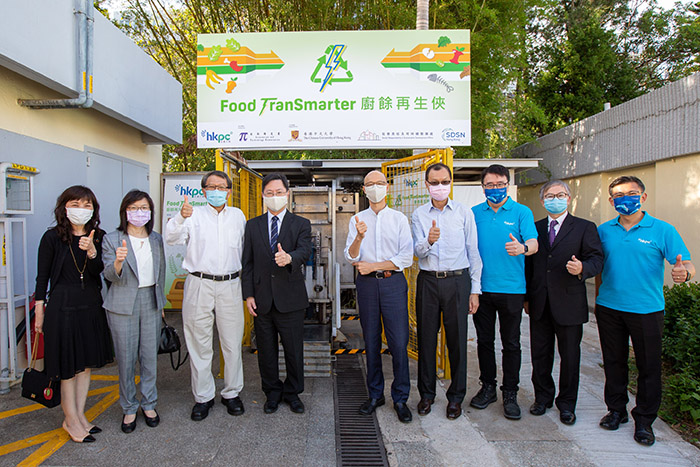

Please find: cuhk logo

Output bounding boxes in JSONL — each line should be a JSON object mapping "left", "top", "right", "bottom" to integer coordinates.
{"left": 200, "top": 129, "right": 232, "bottom": 143}
{"left": 441, "top": 128, "right": 466, "bottom": 142}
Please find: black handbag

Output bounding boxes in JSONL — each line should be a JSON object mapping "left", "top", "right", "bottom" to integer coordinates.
{"left": 21, "top": 335, "right": 61, "bottom": 408}
{"left": 159, "top": 316, "right": 188, "bottom": 370}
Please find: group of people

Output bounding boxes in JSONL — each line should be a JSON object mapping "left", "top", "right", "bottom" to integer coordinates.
{"left": 347, "top": 163, "right": 694, "bottom": 448}
{"left": 34, "top": 164, "right": 694, "bottom": 449}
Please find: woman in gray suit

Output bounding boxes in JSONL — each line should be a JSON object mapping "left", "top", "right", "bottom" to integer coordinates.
{"left": 103, "top": 190, "right": 166, "bottom": 433}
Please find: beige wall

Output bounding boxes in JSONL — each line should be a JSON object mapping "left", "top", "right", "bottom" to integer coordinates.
{"left": 518, "top": 153, "right": 700, "bottom": 287}
{"left": 0, "top": 66, "right": 163, "bottom": 223}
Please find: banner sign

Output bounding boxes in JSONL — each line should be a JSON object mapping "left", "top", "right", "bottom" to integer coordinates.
{"left": 196, "top": 30, "right": 470, "bottom": 150}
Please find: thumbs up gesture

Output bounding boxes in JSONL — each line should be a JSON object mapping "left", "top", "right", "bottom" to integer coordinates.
{"left": 355, "top": 215, "right": 367, "bottom": 239}
{"left": 566, "top": 254, "right": 583, "bottom": 276}
{"left": 275, "top": 243, "right": 292, "bottom": 267}
{"left": 672, "top": 254, "right": 689, "bottom": 283}
{"left": 505, "top": 233, "right": 523, "bottom": 256}
{"left": 181, "top": 195, "right": 193, "bottom": 218}
{"left": 79, "top": 230, "right": 97, "bottom": 258}
{"left": 428, "top": 219, "right": 440, "bottom": 245}
{"left": 115, "top": 239, "right": 128, "bottom": 264}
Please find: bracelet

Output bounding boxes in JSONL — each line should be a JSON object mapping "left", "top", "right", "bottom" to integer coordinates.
{"left": 685, "top": 270, "right": 692, "bottom": 282}
{"left": 88, "top": 252, "right": 97, "bottom": 260}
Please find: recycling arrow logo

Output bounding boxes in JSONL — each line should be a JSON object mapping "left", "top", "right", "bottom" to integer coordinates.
{"left": 310, "top": 44, "right": 354, "bottom": 92}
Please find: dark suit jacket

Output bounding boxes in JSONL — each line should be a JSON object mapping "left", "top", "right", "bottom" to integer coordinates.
{"left": 525, "top": 213, "right": 603, "bottom": 326}
{"left": 241, "top": 211, "right": 312, "bottom": 314}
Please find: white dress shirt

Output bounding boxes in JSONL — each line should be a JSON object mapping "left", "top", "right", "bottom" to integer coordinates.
{"left": 411, "top": 199, "right": 483, "bottom": 294}
{"left": 165, "top": 204, "right": 247, "bottom": 275}
{"left": 128, "top": 234, "right": 155, "bottom": 287}
{"left": 344, "top": 206, "right": 413, "bottom": 271}
{"left": 548, "top": 211, "right": 568, "bottom": 238}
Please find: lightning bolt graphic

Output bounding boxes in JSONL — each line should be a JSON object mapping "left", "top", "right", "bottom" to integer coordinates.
{"left": 320, "top": 44, "right": 345, "bottom": 92}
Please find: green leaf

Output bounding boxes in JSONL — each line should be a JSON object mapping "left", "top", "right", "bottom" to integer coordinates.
{"left": 438, "top": 36, "right": 452, "bottom": 47}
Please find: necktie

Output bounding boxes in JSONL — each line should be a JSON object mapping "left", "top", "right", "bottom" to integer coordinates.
{"left": 270, "top": 216, "right": 279, "bottom": 254}
{"left": 548, "top": 219, "right": 558, "bottom": 246}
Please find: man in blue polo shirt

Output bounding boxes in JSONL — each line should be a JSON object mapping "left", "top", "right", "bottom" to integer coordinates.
{"left": 596, "top": 175, "right": 695, "bottom": 446}
{"left": 470, "top": 164, "right": 538, "bottom": 420}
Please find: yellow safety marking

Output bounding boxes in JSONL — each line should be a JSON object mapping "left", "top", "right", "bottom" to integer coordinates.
{"left": 0, "top": 374, "right": 127, "bottom": 465}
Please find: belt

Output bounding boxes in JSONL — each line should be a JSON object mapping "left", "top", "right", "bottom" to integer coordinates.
{"left": 363, "top": 270, "right": 400, "bottom": 279}
{"left": 190, "top": 271, "right": 240, "bottom": 281}
{"left": 420, "top": 269, "right": 466, "bottom": 279}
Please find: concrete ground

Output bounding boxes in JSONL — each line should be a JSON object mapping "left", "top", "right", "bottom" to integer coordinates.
{"left": 1, "top": 288, "right": 700, "bottom": 466}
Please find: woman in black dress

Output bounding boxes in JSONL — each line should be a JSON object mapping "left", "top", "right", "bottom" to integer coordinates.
{"left": 34, "top": 186, "right": 114, "bottom": 443}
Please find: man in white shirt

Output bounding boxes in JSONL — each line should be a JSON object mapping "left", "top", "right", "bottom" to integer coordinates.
{"left": 165, "top": 170, "right": 247, "bottom": 421}
{"left": 345, "top": 170, "right": 414, "bottom": 423}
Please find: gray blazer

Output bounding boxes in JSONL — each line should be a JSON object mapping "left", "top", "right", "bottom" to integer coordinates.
{"left": 102, "top": 229, "right": 166, "bottom": 315}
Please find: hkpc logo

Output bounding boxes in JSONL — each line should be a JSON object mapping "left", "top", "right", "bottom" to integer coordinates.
{"left": 201, "top": 129, "right": 233, "bottom": 143}
{"left": 174, "top": 184, "right": 203, "bottom": 198}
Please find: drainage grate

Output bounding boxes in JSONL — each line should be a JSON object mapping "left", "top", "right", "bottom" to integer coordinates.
{"left": 333, "top": 354, "right": 389, "bottom": 467}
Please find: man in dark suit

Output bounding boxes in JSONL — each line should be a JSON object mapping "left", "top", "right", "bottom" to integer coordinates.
{"left": 524, "top": 180, "right": 603, "bottom": 425}
{"left": 242, "top": 173, "right": 312, "bottom": 414}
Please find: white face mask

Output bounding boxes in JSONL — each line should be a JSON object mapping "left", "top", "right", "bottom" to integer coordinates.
{"left": 66, "top": 207, "right": 93, "bottom": 225}
{"left": 264, "top": 195, "right": 288, "bottom": 212}
{"left": 364, "top": 185, "right": 387, "bottom": 203}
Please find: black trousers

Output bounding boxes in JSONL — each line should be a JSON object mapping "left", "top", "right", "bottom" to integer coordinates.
{"left": 254, "top": 305, "right": 305, "bottom": 402}
{"left": 416, "top": 270, "right": 470, "bottom": 403}
{"left": 473, "top": 292, "right": 524, "bottom": 392}
{"left": 595, "top": 304, "right": 663, "bottom": 427}
{"left": 529, "top": 299, "right": 583, "bottom": 412}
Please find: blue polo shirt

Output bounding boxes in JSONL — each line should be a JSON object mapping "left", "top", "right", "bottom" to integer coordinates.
{"left": 472, "top": 197, "right": 537, "bottom": 294}
{"left": 597, "top": 212, "right": 691, "bottom": 313}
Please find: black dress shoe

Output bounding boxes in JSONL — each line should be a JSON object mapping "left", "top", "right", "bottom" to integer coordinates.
{"left": 191, "top": 399, "right": 215, "bottom": 421}
{"left": 394, "top": 402, "right": 412, "bottom": 423}
{"left": 264, "top": 399, "right": 280, "bottom": 414}
{"left": 634, "top": 424, "right": 655, "bottom": 446}
{"left": 141, "top": 408, "right": 160, "bottom": 427}
{"left": 446, "top": 401, "right": 462, "bottom": 420}
{"left": 470, "top": 383, "right": 497, "bottom": 409}
{"left": 286, "top": 399, "right": 305, "bottom": 414}
{"left": 121, "top": 415, "right": 137, "bottom": 434}
{"left": 529, "top": 401, "right": 552, "bottom": 416}
{"left": 359, "top": 396, "right": 385, "bottom": 415}
{"left": 560, "top": 410, "right": 576, "bottom": 425}
{"left": 88, "top": 426, "right": 102, "bottom": 434}
{"left": 502, "top": 391, "right": 521, "bottom": 420}
{"left": 417, "top": 398, "right": 433, "bottom": 416}
{"left": 599, "top": 410, "right": 628, "bottom": 430}
{"left": 221, "top": 396, "right": 245, "bottom": 416}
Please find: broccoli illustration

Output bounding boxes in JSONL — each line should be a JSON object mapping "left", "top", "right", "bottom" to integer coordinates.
{"left": 226, "top": 38, "right": 241, "bottom": 52}
{"left": 208, "top": 45, "right": 222, "bottom": 62}
{"left": 196, "top": 44, "right": 204, "bottom": 52}
{"left": 438, "top": 36, "right": 452, "bottom": 48}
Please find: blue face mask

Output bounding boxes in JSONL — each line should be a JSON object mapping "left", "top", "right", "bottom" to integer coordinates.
{"left": 613, "top": 195, "right": 641, "bottom": 215}
{"left": 484, "top": 187, "right": 508, "bottom": 204}
{"left": 206, "top": 190, "right": 228, "bottom": 207}
{"left": 544, "top": 198, "right": 568, "bottom": 215}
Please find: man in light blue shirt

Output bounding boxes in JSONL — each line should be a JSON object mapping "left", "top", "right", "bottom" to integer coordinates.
{"left": 596, "top": 175, "right": 695, "bottom": 446}
{"left": 345, "top": 170, "right": 414, "bottom": 423}
{"left": 412, "top": 163, "right": 482, "bottom": 420}
{"left": 470, "top": 164, "right": 538, "bottom": 421}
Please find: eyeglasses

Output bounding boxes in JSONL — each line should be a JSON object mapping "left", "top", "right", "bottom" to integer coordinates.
{"left": 126, "top": 206, "right": 151, "bottom": 212}
{"left": 264, "top": 190, "right": 288, "bottom": 197}
{"left": 543, "top": 193, "right": 568, "bottom": 200}
{"left": 364, "top": 182, "right": 388, "bottom": 188}
{"left": 611, "top": 190, "right": 642, "bottom": 199}
{"left": 483, "top": 182, "right": 508, "bottom": 190}
{"left": 204, "top": 185, "right": 229, "bottom": 191}
{"left": 427, "top": 180, "right": 451, "bottom": 186}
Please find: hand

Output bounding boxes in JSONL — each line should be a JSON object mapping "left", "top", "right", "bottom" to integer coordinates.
{"left": 355, "top": 216, "right": 367, "bottom": 239}
{"left": 352, "top": 261, "right": 376, "bottom": 275}
{"left": 246, "top": 297, "right": 258, "bottom": 317}
{"left": 115, "top": 239, "right": 128, "bottom": 264}
{"left": 161, "top": 309, "right": 165, "bottom": 318}
{"left": 79, "top": 230, "right": 97, "bottom": 258}
{"left": 523, "top": 301, "right": 529, "bottom": 315}
{"left": 181, "top": 195, "right": 193, "bottom": 218}
{"left": 275, "top": 243, "right": 292, "bottom": 267}
{"left": 428, "top": 220, "right": 440, "bottom": 245}
{"left": 672, "top": 254, "right": 688, "bottom": 283}
{"left": 34, "top": 301, "right": 44, "bottom": 333}
{"left": 566, "top": 255, "right": 583, "bottom": 276}
{"left": 505, "top": 233, "right": 523, "bottom": 256}
{"left": 469, "top": 294, "right": 479, "bottom": 314}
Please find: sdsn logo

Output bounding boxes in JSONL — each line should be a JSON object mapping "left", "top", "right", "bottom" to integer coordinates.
{"left": 200, "top": 129, "right": 233, "bottom": 143}
{"left": 442, "top": 128, "right": 466, "bottom": 141}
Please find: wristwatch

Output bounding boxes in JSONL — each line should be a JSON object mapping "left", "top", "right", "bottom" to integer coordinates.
{"left": 523, "top": 244, "right": 529, "bottom": 255}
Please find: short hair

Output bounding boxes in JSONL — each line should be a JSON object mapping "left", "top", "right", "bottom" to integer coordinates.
{"left": 117, "top": 190, "right": 155, "bottom": 234}
{"left": 481, "top": 164, "right": 510, "bottom": 184}
{"left": 201, "top": 170, "right": 232, "bottom": 189}
{"left": 539, "top": 180, "right": 571, "bottom": 200}
{"left": 425, "top": 163, "right": 452, "bottom": 181}
{"left": 608, "top": 176, "right": 645, "bottom": 196}
{"left": 262, "top": 173, "right": 290, "bottom": 192}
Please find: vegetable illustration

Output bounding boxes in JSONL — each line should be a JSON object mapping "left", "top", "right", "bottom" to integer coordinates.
{"left": 205, "top": 69, "right": 223, "bottom": 90}
{"left": 436, "top": 59, "right": 445, "bottom": 67}
{"left": 226, "top": 38, "right": 241, "bottom": 52}
{"left": 450, "top": 46, "right": 465, "bottom": 64}
{"left": 197, "top": 44, "right": 204, "bottom": 52}
{"left": 208, "top": 45, "right": 222, "bottom": 62}
{"left": 438, "top": 36, "right": 452, "bottom": 48}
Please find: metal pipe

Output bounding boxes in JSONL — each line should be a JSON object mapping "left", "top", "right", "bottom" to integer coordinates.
{"left": 17, "top": 0, "right": 94, "bottom": 109}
